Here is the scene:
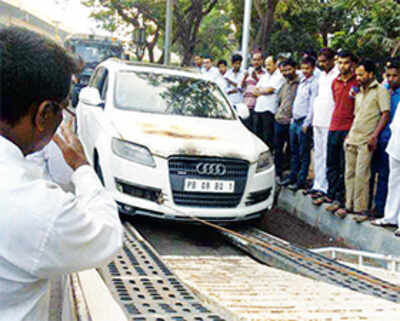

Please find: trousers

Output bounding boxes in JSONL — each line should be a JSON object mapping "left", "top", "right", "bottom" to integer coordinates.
{"left": 312, "top": 126, "right": 329, "bottom": 193}
{"left": 273, "top": 122, "right": 290, "bottom": 178}
{"left": 382, "top": 156, "right": 400, "bottom": 225}
{"left": 345, "top": 143, "right": 373, "bottom": 212}
{"left": 370, "top": 139, "right": 389, "bottom": 214}
{"left": 326, "top": 130, "right": 347, "bottom": 204}
{"left": 254, "top": 111, "right": 275, "bottom": 151}
{"left": 289, "top": 118, "right": 311, "bottom": 185}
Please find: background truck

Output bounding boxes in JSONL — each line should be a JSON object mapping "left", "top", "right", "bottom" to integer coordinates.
{"left": 64, "top": 33, "right": 126, "bottom": 107}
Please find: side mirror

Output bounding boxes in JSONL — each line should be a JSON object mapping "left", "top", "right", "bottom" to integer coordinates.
{"left": 234, "top": 103, "right": 250, "bottom": 120}
{"left": 79, "top": 87, "right": 104, "bottom": 108}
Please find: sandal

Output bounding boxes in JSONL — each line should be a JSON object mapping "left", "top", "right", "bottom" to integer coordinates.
{"left": 334, "top": 208, "right": 349, "bottom": 219}
{"left": 353, "top": 213, "right": 370, "bottom": 224}
{"left": 311, "top": 191, "right": 324, "bottom": 200}
{"left": 312, "top": 196, "right": 325, "bottom": 206}
{"left": 326, "top": 201, "right": 340, "bottom": 212}
{"left": 370, "top": 218, "right": 397, "bottom": 227}
{"left": 302, "top": 188, "right": 316, "bottom": 196}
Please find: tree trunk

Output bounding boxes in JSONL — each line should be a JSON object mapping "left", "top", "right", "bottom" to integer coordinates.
{"left": 147, "top": 46, "right": 155, "bottom": 63}
{"left": 321, "top": 32, "right": 328, "bottom": 47}
{"left": 255, "top": 0, "right": 279, "bottom": 52}
{"left": 182, "top": 44, "right": 195, "bottom": 66}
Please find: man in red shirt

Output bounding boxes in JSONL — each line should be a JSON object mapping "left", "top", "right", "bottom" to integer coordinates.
{"left": 325, "top": 51, "right": 358, "bottom": 212}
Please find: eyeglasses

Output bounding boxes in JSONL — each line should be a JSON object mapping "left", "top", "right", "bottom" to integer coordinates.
{"left": 50, "top": 98, "right": 76, "bottom": 118}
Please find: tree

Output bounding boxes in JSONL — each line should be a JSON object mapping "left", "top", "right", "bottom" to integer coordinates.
{"left": 229, "top": 0, "right": 280, "bottom": 53}
{"left": 329, "top": 0, "right": 400, "bottom": 64}
{"left": 81, "top": 0, "right": 164, "bottom": 62}
{"left": 172, "top": 0, "right": 219, "bottom": 65}
{"left": 191, "top": 1, "right": 235, "bottom": 60}
{"left": 80, "top": 0, "right": 221, "bottom": 65}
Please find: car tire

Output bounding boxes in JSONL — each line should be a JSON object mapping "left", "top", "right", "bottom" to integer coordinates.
{"left": 94, "top": 152, "right": 105, "bottom": 186}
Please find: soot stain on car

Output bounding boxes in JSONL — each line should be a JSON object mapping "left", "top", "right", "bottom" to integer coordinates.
{"left": 140, "top": 123, "right": 217, "bottom": 141}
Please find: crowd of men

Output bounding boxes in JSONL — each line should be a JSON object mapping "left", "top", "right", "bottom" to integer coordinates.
{"left": 193, "top": 49, "right": 400, "bottom": 236}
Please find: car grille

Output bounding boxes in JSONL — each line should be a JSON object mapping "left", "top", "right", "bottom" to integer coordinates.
{"left": 168, "top": 156, "right": 249, "bottom": 208}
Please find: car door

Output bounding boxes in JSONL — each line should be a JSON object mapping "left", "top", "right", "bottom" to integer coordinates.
{"left": 78, "top": 67, "right": 109, "bottom": 163}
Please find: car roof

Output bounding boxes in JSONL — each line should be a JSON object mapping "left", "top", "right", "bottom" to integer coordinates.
{"left": 99, "top": 58, "right": 204, "bottom": 80}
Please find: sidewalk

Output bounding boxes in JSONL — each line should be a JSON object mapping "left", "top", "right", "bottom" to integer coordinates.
{"left": 277, "top": 187, "right": 400, "bottom": 257}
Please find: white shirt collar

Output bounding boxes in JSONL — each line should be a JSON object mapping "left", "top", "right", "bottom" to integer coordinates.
{"left": 0, "top": 135, "right": 24, "bottom": 162}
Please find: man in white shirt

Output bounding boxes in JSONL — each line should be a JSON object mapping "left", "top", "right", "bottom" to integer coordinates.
{"left": 224, "top": 54, "right": 246, "bottom": 105}
{"left": 26, "top": 139, "right": 74, "bottom": 191}
{"left": 254, "top": 55, "right": 285, "bottom": 150}
{"left": 0, "top": 26, "right": 123, "bottom": 321}
{"left": 309, "top": 48, "right": 340, "bottom": 203}
{"left": 201, "top": 54, "right": 221, "bottom": 83}
{"left": 193, "top": 54, "right": 203, "bottom": 73}
{"left": 216, "top": 59, "right": 230, "bottom": 93}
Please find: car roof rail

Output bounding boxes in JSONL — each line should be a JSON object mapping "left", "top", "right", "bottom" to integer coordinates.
{"left": 103, "top": 58, "right": 199, "bottom": 73}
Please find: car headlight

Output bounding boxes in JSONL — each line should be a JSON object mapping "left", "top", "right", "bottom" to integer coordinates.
{"left": 112, "top": 138, "right": 156, "bottom": 167}
{"left": 256, "top": 150, "right": 273, "bottom": 173}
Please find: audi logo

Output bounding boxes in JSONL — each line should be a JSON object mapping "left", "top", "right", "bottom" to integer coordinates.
{"left": 196, "top": 162, "right": 226, "bottom": 176}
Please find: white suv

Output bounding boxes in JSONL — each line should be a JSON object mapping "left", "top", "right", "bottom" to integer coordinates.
{"left": 76, "top": 59, "right": 275, "bottom": 222}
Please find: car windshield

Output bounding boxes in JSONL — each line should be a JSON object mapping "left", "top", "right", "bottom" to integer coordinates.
{"left": 75, "top": 44, "right": 123, "bottom": 63}
{"left": 114, "top": 71, "right": 235, "bottom": 120}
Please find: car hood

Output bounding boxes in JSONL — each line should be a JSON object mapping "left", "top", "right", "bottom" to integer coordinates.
{"left": 110, "top": 111, "right": 267, "bottom": 163}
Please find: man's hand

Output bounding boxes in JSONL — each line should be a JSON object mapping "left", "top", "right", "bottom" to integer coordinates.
{"left": 302, "top": 125, "right": 308, "bottom": 134}
{"left": 53, "top": 124, "right": 89, "bottom": 171}
{"left": 228, "top": 88, "right": 239, "bottom": 95}
{"left": 225, "top": 78, "right": 237, "bottom": 87}
{"left": 367, "top": 135, "right": 378, "bottom": 153}
{"left": 241, "top": 72, "right": 249, "bottom": 88}
{"left": 254, "top": 88, "right": 264, "bottom": 97}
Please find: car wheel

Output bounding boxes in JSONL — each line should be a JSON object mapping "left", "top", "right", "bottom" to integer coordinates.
{"left": 94, "top": 153, "right": 105, "bottom": 186}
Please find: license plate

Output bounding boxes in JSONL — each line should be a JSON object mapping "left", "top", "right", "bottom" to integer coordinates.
{"left": 184, "top": 179, "right": 235, "bottom": 193}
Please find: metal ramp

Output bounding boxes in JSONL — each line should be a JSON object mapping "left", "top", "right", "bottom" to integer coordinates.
{"left": 97, "top": 223, "right": 229, "bottom": 321}
{"left": 222, "top": 226, "right": 400, "bottom": 303}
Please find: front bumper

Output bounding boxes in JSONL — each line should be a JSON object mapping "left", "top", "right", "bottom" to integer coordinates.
{"left": 104, "top": 154, "right": 275, "bottom": 222}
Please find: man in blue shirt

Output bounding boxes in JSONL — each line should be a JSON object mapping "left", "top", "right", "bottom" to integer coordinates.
{"left": 368, "top": 59, "right": 400, "bottom": 219}
{"left": 281, "top": 56, "right": 319, "bottom": 190}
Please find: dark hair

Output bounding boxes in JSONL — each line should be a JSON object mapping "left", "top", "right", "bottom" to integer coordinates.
{"left": 357, "top": 59, "right": 376, "bottom": 73}
{"left": 301, "top": 56, "right": 316, "bottom": 67}
{"left": 386, "top": 57, "right": 400, "bottom": 70}
{"left": 281, "top": 58, "right": 297, "bottom": 68}
{"left": 319, "top": 47, "right": 336, "bottom": 60}
{"left": 202, "top": 54, "right": 213, "bottom": 61}
{"left": 217, "top": 59, "right": 227, "bottom": 67}
{"left": 337, "top": 50, "right": 356, "bottom": 62}
{"left": 303, "top": 49, "right": 317, "bottom": 59}
{"left": 0, "top": 27, "right": 77, "bottom": 126}
{"left": 266, "top": 55, "right": 277, "bottom": 63}
{"left": 231, "top": 54, "right": 243, "bottom": 64}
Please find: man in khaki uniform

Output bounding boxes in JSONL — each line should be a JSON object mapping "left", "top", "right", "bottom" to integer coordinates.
{"left": 336, "top": 59, "right": 390, "bottom": 219}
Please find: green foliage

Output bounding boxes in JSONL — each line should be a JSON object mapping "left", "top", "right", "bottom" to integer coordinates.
{"left": 194, "top": 3, "right": 236, "bottom": 61}
{"left": 64, "top": 0, "right": 400, "bottom": 66}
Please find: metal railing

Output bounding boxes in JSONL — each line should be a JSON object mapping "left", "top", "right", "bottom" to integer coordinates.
{"left": 312, "top": 247, "right": 400, "bottom": 273}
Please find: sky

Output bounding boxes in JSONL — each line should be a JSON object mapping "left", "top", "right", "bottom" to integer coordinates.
{"left": 15, "top": 0, "right": 107, "bottom": 34}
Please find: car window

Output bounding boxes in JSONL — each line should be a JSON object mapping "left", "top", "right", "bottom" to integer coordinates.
{"left": 101, "top": 74, "right": 109, "bottom": 100}
{"left": 89, "top": 67, "right": 107, "bottom": 91}
{"left": 88, "top": 68, "right": 101, "bottom": 87}
{"left": 114, "top": 71, "right": 235, "bottom": 120}
{"left": 98, "top": 69, "right": 108, "bottom": 91}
